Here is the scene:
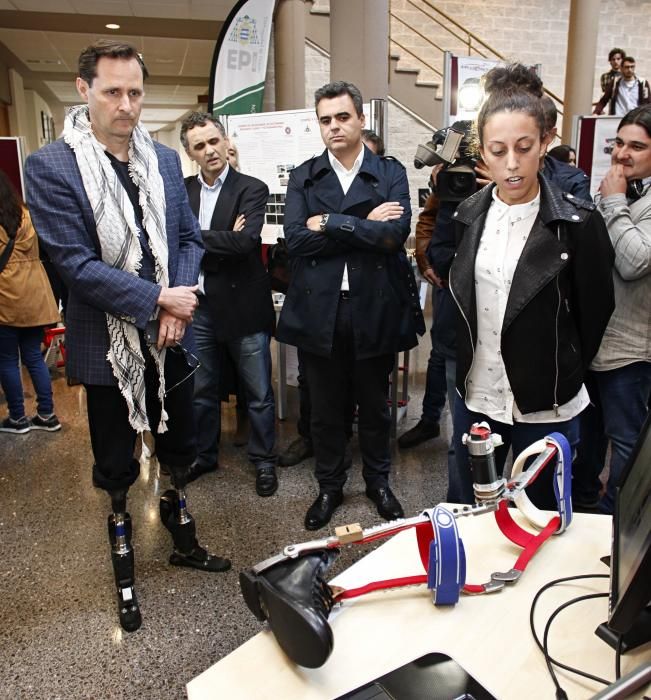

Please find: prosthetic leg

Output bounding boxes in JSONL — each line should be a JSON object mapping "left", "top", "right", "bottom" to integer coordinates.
{"left": 107, "top": 489, "right": 141, "bottom": 632}
{"left": 241, "top": 425, "right": 574, "bottom": 667}
{"left": 159, "top": 465, "right": 231, "bottom": 572}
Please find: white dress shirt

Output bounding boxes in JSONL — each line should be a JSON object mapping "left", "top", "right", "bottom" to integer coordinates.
{"left": 615, "top": 78, "right": 639, "bottom": 116}
{"left": 465, "top": 187, "right": 589, "bottom": 425}
{"left": 328, "top": 146, "right": 364, "bottom": 291}
{"left": 196, "top": 163, "right": 230, "bottom": 294}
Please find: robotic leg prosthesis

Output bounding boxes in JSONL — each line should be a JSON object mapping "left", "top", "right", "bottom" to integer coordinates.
{"left": 107, "top": 489, "right": 141, "bottom": 633}
{"left": 159, "top": 464, "right": 231, "bottom": 573}
{"left": 240, "top": 423, "right": 573, "bottom": 668}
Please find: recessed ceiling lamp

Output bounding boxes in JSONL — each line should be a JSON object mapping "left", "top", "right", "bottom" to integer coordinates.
{"left": 105, "top": 23, "right": 120, "bottom": 30}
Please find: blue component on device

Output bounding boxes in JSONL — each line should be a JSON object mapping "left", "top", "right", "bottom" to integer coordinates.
{"left": 547, "top": 432, "right": 573, "bottom": 533}
{"left": 427, "top": 505, "right": 466, "bottom": 606}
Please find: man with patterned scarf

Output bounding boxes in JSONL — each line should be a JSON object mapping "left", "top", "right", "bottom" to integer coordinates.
{"left": 25, "top": 40, "right": 230, "bottom": 633}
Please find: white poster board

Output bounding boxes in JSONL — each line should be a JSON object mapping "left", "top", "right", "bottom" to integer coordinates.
{"left": 443, "top": 53, "right": 501, "bottom": 127}
{"left": 575, "top": 115, "right": 620, "bottom": 198}
{"left": 226, "top": 105, "right": 369, "bottom": 244}
{"left": 590, "top": 117, "right": 620, "bottom": 196}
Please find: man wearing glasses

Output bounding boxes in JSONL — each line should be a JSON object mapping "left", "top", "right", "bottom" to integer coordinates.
{"left": 25, "top": 40, "right": 230, "bottom": 633}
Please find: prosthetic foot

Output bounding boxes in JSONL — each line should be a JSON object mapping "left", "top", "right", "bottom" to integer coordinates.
{"left": 240, "top": 549, "right": 339, "bottom": 668}
{"left": 107, "top": 490, "right": 141, "bottom": 632}
{"left": 159, "top": 488, "right": 231, "bottom": 573}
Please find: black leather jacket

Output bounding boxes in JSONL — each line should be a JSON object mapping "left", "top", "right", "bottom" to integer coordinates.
{"left": 449, "top": 175, "right": 615, "bottom": 415}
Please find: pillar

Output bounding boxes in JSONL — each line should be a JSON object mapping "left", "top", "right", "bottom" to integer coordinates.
{"left": 561, "top": 0, "right": 600, "bottom": 144}
{"left": 274, "top": 0, "right": 306, "bottom": 110}
{"left": 329, "top": 0, "right": 389, "bottom": 101}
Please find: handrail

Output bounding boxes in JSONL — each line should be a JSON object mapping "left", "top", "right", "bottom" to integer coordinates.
{"left": 391, "top": 14, "right": 447, "bottom": 65}
{"left": 391, "top": 37, "right": 443, "bottom": 78}
{"left": 416, "top": 0, "right": 507, "bottom": 60}
{"left": 391, "top": 0, "right": 564, "bottom": 110}
{"left": 402, "top": 0, "right": 489, "bottom": 59}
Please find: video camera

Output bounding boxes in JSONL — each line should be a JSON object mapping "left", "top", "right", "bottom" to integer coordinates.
{"left": 414, "top": 120, "right": 477, "bottom": 202}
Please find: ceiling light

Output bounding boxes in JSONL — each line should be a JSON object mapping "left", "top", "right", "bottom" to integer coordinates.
{"left": 105, "top": 23, "right": 120, "bottom": 30}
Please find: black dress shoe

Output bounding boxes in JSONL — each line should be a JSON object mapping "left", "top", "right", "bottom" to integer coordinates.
{"left": 256, "top": 466, "right": 278, "bottom": 497}
{"left": 397, "top": 419, "right": 440, "bottom": 448}
{"left": 184, "top": 460, "right": 219, "bottom": 484}
{"left": 365, "top": 486, "right": 404, "bottom": 521}
{"left": 305, "top": 491, "right": 343, "bottom": 530}
{"left": 169, "top": 548, "right": 232, "bottom": 572}
{"left": 278, "top": 436, "right": 314, "bottom": 467}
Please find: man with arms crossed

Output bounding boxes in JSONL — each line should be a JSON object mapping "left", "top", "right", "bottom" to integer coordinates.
{"left": 277, "top": 81, "right": 417, "bottom": 530}
{"left": 180, "top": 112, "right": 278, "bottom": 496}
{"left": 25, "top": 41, "right": 229, "bottom": 633}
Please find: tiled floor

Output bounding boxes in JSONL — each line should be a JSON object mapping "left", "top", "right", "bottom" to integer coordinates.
{"left": 0, "top": 333, "right": 453, "bottom": 699}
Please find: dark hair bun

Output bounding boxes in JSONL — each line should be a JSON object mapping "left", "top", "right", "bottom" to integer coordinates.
{"left": 483, "top": 63, "right": 543, "bottom": 98}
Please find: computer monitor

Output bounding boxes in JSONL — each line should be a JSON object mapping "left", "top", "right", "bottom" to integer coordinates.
{"left": 597, "top": 413, "right": 651, "bottom": 652}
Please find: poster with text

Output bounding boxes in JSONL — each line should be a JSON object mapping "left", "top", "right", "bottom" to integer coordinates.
{"left": 590, "top": 116, "right": 620, "bottom": 197}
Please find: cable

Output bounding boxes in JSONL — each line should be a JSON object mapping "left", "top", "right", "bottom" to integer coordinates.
{"left": 529, "top": 574, "right": 611, "bottom": 696}
{"left": 615, "top": 633, "right": 623, "bottom": 680}
{"left": 542, "top": 592, "right": 611, "bottom": 688}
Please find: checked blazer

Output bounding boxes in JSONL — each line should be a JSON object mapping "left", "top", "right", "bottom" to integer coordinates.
{"left": 25, "top": 139, "right": 203, "bottom": 386}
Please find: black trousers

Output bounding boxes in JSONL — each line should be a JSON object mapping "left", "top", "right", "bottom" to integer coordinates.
{"left": 302, "top": 297, "right": 394, "bottom": 494}
{"left": 86, "top": 344, "right": 197, "bottom": 493}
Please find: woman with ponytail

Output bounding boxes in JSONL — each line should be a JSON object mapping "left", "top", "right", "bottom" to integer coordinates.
{"left": 448, "top": 64, "right": 615, "bottom": 509}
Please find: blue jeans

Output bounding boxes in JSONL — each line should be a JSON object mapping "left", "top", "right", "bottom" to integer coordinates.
{"left": 193, "top": 302, "right": 276, "bottom": 470}
{"left": 0, "top": 325, "right": 54, "bottom": 420}
{"left": 452, "top": 399, "right": 580, "bottom": 510}
{"left": 594, "top": 361, "right": 651, "bottom": 514}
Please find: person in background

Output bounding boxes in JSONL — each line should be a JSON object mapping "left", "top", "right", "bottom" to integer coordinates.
{"left": 598, "top": 48, "right": 625, "bottom": 101}
{"left": 590, "top": 104, "right": 651, "bottom": 514}
{"left": 397, "top": 165, "right": 447, "bottom": 449}
{"left": 540, "top": 96, "right": 591, "bottom": 199}
{"left": 181, "top": 112, "right": 278, "bottom": 496}
{"left": 361, "top": 129, "right": 385, "bottom": 156}
{"left": 225, "top": 137, "right": 240, "bottom": 171}
{"left": 594, "top": 56, "right": 651, "bottom": 116}
{"left": 548, "top": 144, "right": 577, "bottom": 167}
{"left": 0, "top": 170, "right": 61, "bottom": 434}
{"left": 449, "top": 64, "right": 615, "bottom": 509}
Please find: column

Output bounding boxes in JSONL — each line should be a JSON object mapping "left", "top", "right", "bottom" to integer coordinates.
{"left": 329, "top": 0, "right": 389, "bottom": 101}
{"left": 561, "top": 0, "right": 600, "bottom": 144}
{"left": 274, "top": 0, "right": 306, "bottom": 110}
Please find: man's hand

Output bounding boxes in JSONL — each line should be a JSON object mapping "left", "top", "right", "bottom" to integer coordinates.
{"left": 422, "top": 268, "right": 444, "bottom": 288}
{"left": 367, "top": 202, "right": 404, "bottom": 222}
{"left": 157, "top": 285, "right": 199, "bottom": 322}
{"left": 474, "top": 160, "right": 492, "bottom": 187}
{"left": 234, "top": 214, "right": 246, "bottom": 232}
{"left": 307, "top": 214, "right": 323, "bottom": 232}
{"left": 156, "top": 310, "right": 187, "bottom": 350}
{"left": 599, "top": 163, "right": 627, "bottom": 198}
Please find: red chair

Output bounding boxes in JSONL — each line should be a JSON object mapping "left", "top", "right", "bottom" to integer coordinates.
{"left": 43, "top": 326, "right": 66, "bottom": 368}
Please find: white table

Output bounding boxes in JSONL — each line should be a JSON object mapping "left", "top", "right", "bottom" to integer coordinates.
{"left": 187, "top": 510, "right": 651, "bottom": 699}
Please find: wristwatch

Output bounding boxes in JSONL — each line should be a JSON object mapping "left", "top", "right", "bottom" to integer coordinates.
{"left": 319, "top": 213, "right": 329, "bottom": 232}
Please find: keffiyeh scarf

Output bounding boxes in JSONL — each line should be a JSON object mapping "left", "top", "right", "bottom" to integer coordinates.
{"left": 64, "top": 104, "right": 169, "bottom": 433}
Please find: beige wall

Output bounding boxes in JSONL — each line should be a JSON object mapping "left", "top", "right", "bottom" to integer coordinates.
{"left": 24, "top": 89, "right": 53, "bottom": 153}
{"left": 389, "top": 0, "right": 651, "bottom": 111}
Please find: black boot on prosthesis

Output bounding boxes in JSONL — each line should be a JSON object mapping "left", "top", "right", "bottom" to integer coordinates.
{"left": 159, "top": 464, "right": 231, "bottom": 573}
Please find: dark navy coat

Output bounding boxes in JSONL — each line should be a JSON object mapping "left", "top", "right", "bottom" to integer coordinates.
{"left": 276, "top": 146, "right": 420, "bottom": 359}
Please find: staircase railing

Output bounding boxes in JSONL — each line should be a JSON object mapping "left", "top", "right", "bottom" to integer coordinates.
{"left": 390, "top": 0, "right": 564, "bottom": 110}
